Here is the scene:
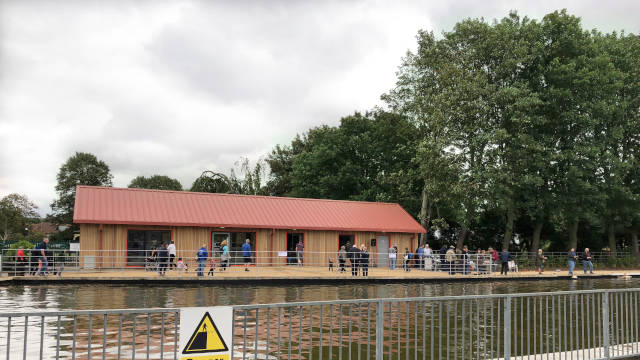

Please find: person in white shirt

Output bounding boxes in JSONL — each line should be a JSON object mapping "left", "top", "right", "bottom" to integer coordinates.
{"left": 167, "top": 240, "right": 177, "bottom": 270}
{"left": 424, "top": 244, "right": 433, "bottom": 271}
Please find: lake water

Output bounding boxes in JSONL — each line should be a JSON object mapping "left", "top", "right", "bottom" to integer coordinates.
{"left": 1, "top": 278, "right": 639, "bottom": 312}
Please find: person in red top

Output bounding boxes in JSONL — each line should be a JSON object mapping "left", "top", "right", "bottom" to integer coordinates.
{"left": 15, "top": 249, "right": 27, "bottom": 276}
{"left": 489, "top": 247, "right": 499, "bottom": 273}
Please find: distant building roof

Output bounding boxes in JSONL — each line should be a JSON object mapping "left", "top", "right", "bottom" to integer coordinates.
{"left": 30, "top": 222, "right": 58, "bottom": 234}
{"left": 73, "top": 186, "right": 425, "bottom": 234}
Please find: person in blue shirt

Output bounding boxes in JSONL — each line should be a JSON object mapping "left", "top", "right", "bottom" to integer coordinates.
{"left": 196, "top": 244, "right": 208, "bottom": 277}
{"left": 242, "top": 239, "right": 252, "bottom": 272}
{"left": 35, "top": 237, "right": 49, "bottom": 276}
{"left": 417, "top": 245, "right": 424, "bottom": 270}
{"left": 568, "top": 248, "right": 577, "bottom": 276}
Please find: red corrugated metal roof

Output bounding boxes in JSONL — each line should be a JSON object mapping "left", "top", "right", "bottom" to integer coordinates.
{"left": 73, "top": 186, "right": 426, "bottom": 233}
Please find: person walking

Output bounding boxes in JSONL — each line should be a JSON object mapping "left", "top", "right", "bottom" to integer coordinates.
{"left": 338, "top": 245, "right": 347, "bottom": 272}
{"left": 157, "top": 243, "right": 169, "bottom": 276}
{"left": 499, "top": 249, "right": 512, "bottom": 275}
{"left": 220, "top": 240, "right": 230, "bottom": 270}
{"left": 568, "top": 248, "right": 577, "bottom": 276}
{"left": 349, "top": 243, "right": 360, "bottom": 276}
{"left": 15, "top": 248, "right": 27, "bottom": 276}
{"left": 196, "top": 244, "right": 208, "bottom": 277}
{"left": 35, "top": 237, "right": 49, "bottom": 276}
{"left": 167, "top": 240, "right": 177, "bottom": 270}
{"left": 242, "top": 239, "right": 252, "bottom": 271}
{"left": 445, "top": 246, "right": 456, "bottom": 275}
{"left": 360, "top": 245, "right": 370, "bottom": 276}
{"left": 207, "top": 257, "right": 216, "bottom": 276}
{"left": 582, "top": 248, "right": 594, "bottom": 274}
{"left": 537, "top": 249, "right": 548, "bottom": 274}
{"left": 389, "top": 245, "right": 398, "bottom": 270}
{"left": 296, "top": 240, "right": 304, "bottom": 266}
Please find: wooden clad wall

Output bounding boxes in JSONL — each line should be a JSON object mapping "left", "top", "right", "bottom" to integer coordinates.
{"left": 79, "top": 224, "right": 416, "bottom": 268}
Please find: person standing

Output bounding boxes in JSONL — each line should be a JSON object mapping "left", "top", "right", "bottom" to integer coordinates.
{"left": 389, "top": 245, "right": 397, "bottom": 270}
{"left": 360, "top": 245, "right": 370, "bottom": 276}
{"left": 296, "top": 240, "right": 304, "bottom": 266}
{"left": 35, "top": 237, "right": 49, "bottom": 276}
{"left": 15, "top": 248, "right": 27, "bottom": 276}
{"left": 462, "top": 246, "right": 470, "bottom": 275}
{"left": 417, "top": 245, "right": 424, "bottom": 270}
{"left": 499, "top": 249, "right": 512, "bottom": 275}
{"left": 220, "top": 240, "right": 230, "bottom": 270}
{"left": 196, "top": 244, "right": 208, "bottom": 277}
{"left": 157, "top": 243, "right": 169, "bottom": 276}
{"left": 568, "top": 248, "right": 577, "bottom": 276}
{"left": 404, "top": 248, "right": 412, "bottom": 272}
{"left": 167, "top": 240, "right": 177, "bottom": 270}
{"left": 424, "top": 244, "right": 433, "bottom": 271}
{"left": 583, "top": 248, "right": 594, "bottom": 274}
{"left": 445, "top": 246, "right": 456, "bottom": 275}
{"left": 349, "top": 243, "right": 360, "bottom": 276}
{"left": 537, "top": 249, "right": 548, "bottom": 274}
{"left": 338, "top": 245, "right": 347, "bottom": 272}
{"left": 242, "top": 239, "right": 252, "bottom": 272}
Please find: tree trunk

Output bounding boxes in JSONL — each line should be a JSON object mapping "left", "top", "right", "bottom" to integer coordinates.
{"left": 456, "top": 227, "right": 468, "bottom": 250}
{"left": 531, "top": 221, "right": 543, "bottom": 259}
{"left": 502, "top": 208, "right": 515, "bottom": 251}
{"left": 568, "top": 220, "right": 579, "bottom": 250}
{"left": 607, "top": 222, "right": 617, "bottom": 258}
{"left": 418, "top": 184, "right": 430, "bottom": 245}
{"left": 632, "top": 229, "right": 640, "bottom": 264}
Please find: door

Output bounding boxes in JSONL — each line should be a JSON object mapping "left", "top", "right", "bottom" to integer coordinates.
{"left": 377, "top": 235, "right": 389, "bottom": 267}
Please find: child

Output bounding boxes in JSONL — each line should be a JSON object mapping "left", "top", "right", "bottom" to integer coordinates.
{"left": 207, "top": 258, "right": 216, "bottom": 276}
{"left": 177, "top": 258, "right": 185, "bottom": 276}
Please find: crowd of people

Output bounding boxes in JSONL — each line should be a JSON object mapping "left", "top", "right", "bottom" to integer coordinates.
{"left": 7, "top": 235, "right": 598, "bottom": 278}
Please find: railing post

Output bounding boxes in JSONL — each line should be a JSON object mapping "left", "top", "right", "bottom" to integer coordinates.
{"left": 504, "top": 296, "right": 511, "bottom": 360}
{"left": 376, "top": 300, "right": 384, "bottom": 360}
{"left": 603, "top": 292, "right": 610, "bottom": 359}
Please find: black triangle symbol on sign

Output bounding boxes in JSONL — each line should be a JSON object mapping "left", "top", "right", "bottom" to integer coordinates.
{"left": 183, "top": 312, "right": 229, "bottom": 354}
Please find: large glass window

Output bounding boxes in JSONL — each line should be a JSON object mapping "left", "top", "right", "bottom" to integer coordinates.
{"left": 127, "top": 230, "right": 171, "bottom": 266}
{"left": 211, "top": 232, "right": 256, "bottom": 264}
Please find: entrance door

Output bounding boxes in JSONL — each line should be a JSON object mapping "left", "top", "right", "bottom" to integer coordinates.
{"left": 286, "top": 233, "right": 304, "bottom": 265}
{"left": 377, "top": 235, "right": 389, "bottom": 267}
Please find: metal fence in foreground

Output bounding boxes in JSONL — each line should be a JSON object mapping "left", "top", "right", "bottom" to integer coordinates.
{"left": 1, "top": 288, "right": 639, "bottom": 359}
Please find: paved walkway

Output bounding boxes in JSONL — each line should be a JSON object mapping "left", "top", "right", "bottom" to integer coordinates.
{"left": 4, "top": 267, "right": 639, "bottom": 282}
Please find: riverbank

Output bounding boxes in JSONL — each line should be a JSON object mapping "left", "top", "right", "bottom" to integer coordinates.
{"left": 2, "top": 267, "right": 639, "bottom": 285}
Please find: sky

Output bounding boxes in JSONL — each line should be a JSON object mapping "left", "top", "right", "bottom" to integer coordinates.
{"left": 1, "top": 0, "right": 638, "bottom": 217}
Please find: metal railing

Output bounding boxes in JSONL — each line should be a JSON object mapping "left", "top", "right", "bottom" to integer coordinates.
{"left": 1, "top": 288, "right": 639, "bottom": 359}
{"left": 2, "top": 249, "right": 631, "bottom": 276}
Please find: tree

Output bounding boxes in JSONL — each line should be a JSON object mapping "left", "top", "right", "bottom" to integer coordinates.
{"left": 49, "top": 152, "right": 113, "bottom": 226}
{"left": 0, "top": 194, "right": 39, "bottom": 243}
{"left": 190, "top": 171, "right": 233, "bottom": 193}
{"left": 265, "top": 134, "right": 314, "bottom": 197}
{"left": 228, "top": 157, "right": 268, "bottom": 195}
{"left": 128, "top": 175, "right": 183, "bottom": 191}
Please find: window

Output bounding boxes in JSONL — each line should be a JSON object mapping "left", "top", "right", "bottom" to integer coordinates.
{"left": 127, "top": 230, "right": 171, "bottom": 266}
{"left": 339, "top": 234, "right": 354, "bottom": 250}
{"left": 211, "top": 232, "right": 256, "bottom": 264}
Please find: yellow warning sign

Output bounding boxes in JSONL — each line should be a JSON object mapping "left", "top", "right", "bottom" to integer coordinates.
{"left": 183, "top": 312, "right": 229, "bottom": 354}
{"left": 181, "top": 355, "right": 229, "bottom": 360}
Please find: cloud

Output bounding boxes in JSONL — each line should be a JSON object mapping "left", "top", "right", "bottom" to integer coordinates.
{"left": 0, "top": 0, "right": 637, "bottom": 216}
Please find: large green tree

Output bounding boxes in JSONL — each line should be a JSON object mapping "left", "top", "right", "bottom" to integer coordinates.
{"left": 128, "top": 175, "right": 183, "bottom": 191}
{"left": 49, "top": 152, "right": 113, "bottom": 226}
{"left": 0, "top": 193, "right": 39, "bottom": 243}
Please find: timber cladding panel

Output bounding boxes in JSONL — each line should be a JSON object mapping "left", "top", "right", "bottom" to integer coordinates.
{"left": 79, "top": 224, "right": 415, "bottom": 269}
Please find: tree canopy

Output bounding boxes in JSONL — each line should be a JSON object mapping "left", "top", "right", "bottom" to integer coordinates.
{"left": 128, "top": 175, "right": 183, "bottom": 191}
{"left": 50, "top": 152, "right": 113, "bottom": 226}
